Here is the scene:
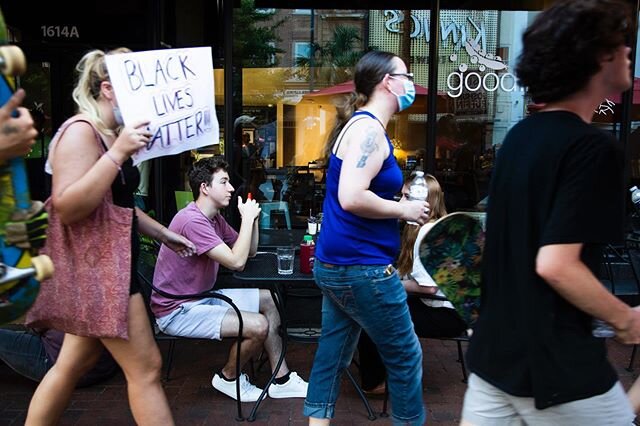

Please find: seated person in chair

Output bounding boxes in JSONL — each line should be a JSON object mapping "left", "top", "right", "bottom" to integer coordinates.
{"left": 150, "top": 157, "right": 308, "bottom": 402}
{"left": 0, "top": 327, "right": 118, "bottom": 387}
{"left": 358, "top": 174, "right": 467, "bottom": 394}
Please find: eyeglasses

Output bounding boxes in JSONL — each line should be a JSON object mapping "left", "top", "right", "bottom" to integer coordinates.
{"left": 389, "top": 72, "right": 414, "bottom": 82}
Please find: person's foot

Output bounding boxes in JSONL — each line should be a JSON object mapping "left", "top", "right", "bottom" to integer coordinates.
{"left": 211, "top": 373, "right": 265, "bottom": 402}
{"left": 267, "top": 372, "right": 309, "bottom": 398}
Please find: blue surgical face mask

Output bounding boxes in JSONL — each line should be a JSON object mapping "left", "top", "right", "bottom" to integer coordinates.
{"left": 389, "top": 78, "right": 416, "bottom": 112}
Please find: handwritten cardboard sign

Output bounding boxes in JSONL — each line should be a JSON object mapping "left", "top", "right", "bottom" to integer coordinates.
{"left": 105, "top": 47, "right": 218, "bottom": 165}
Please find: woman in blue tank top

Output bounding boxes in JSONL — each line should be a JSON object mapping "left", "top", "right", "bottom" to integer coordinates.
{"left": 303, "top": 51, "right": 430, "bottom": 426}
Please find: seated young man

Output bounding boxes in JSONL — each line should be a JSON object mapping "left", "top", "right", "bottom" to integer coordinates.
{"left": 150, "top": 157, "right": 308, "bottom": 402}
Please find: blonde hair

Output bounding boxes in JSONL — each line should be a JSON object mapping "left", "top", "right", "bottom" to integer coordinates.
{"left": 71, "top": 48, "right": 131, "bottom": 137}
{"left": 397, "top": 174, "right": 447, "bottom": 276}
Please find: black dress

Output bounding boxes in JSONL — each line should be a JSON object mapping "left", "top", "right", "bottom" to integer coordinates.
{"left": 101, "top": 141, "right": 141, "bottom": 295}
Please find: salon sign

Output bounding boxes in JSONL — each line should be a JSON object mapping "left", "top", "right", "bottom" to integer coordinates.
{"left": 105, "top": 47, "right": 218, "bottom": 165}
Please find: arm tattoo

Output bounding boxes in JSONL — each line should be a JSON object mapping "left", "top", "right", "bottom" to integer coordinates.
{"left": 1, "top": 124, "right": 19, "bottom": 136}
{"left": 356, "top": 127, "right": 379, "bottom": 168}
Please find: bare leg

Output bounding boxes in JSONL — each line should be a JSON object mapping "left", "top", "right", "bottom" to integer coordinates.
{"left": 258, "top": 289, "right": 289, "bottom": 377}
{"left": 219, "top": 309, "right": 268, "bottom": 379}
{"left": 309, "top": 418, "right": 331, "bottom": 426}
{"left": 629, "top": 375, "right": 640, "bottom": 414}
{"left": 25, "top": 335, "right": 103, "bottom": 425}
{"left": 101, "top": 294, "right": 174, "bottom": 426}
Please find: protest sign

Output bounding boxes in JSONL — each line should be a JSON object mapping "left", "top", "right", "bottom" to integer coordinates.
{"left": 105, "top": 47, "right": 218, "bottom": 165}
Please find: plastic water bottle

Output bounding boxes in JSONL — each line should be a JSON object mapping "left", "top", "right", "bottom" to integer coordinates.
{"left": 631, "top": 186, "right": 640, "bottom": 212}
{"left": 592, "top": 318, "right": 616, "bottom": 338}
{"left": 630, "top": 186, "right": 640, "bottom": 233}
{"left": 406, "top": 171, "right": 428, "bottom": 226}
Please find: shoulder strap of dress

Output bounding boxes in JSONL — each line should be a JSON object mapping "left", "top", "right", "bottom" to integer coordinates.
{"left": 55, "top": 117, "right": 105, "bottom": 153}
{"left": 45, "top": 116, "right": 107, "bottom": 175}
{"left": 46, "top": 117, "right": 117, "bottom": 205}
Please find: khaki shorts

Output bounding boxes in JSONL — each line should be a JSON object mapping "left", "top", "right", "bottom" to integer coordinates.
{"left": 461, "top": 373, "right": 634, "bottom": 426}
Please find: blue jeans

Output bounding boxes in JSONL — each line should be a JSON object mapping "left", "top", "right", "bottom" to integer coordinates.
{"left": 303, "top": 262, "right": 426, "bottom": 425}
{"left": 0, "top": 328, "right": 50, "bottom": 382}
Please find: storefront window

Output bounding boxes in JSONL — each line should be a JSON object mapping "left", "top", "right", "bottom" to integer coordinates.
{"left": 232, "top": 4, "right": 368, "bottom": 229}
{"left": 435, "top": 8, "right": 627, "bottom": 212}
{"left": 227, "top": 2, "right": 636, "bottom": 230}
{"left": 628, "top": 15, "right": 640, "bottom": 186}
{"left": 433, "top": 9, "right": 530, "bottom": 211}
{"left": 22, "top": 61, "right": 53, "bottom": 202}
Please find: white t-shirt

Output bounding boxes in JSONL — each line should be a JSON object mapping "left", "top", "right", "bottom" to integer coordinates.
{"left": 411, "top": 223, "right": 454, "bottom": 310}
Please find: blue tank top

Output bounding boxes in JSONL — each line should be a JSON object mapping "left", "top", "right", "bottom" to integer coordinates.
{"left": 316, "top": 111, "right": 403, "bottom": 265}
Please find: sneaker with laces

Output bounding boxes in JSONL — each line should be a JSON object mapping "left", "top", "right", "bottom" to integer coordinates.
{"left": 211, "top": 373, "right": 265, "bottom": 402}
{"left": 267, "top": 372, "right": 309, "bottom": 399}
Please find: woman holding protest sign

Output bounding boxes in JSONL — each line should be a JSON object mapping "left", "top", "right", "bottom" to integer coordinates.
{"left": 25, "top": 48, "right": 195, "bottom": 425}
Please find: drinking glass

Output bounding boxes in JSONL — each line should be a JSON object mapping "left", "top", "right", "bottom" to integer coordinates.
{"left": 277, "top": 247, "right": 294, "bottom": 275}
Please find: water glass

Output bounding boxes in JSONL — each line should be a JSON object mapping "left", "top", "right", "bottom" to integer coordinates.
{"left": 277, "top": 247, "right": 294, "bottom": 275}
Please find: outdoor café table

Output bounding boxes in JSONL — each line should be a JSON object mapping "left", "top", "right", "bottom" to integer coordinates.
{"left": 258, "top": 228, "right": 307, "bottom": 249}
{"left": 233, "top": 251, "right": 318, "bottom": 421}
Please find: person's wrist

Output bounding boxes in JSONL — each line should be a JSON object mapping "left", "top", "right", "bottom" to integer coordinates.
{"left": 156, "top": 226, "right": 168, "bottom": 243}
{"left": 107, "top": 146, "right": 127, "bottom": 166}
{"left": 241, "top": 215, "right": 255, "bottom": 224}
{"left": 397, "top": 203, "right": 408, "bottom": 221}
{"left": 613, "top": 307, "right": 636, "bottom": 333}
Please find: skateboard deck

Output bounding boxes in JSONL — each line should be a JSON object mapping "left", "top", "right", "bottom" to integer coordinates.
{"left": 418, "top": 212, "right": 484, "bottom": 328}
{"left": 0, "top": 9, "right": 52, "bottom": 324}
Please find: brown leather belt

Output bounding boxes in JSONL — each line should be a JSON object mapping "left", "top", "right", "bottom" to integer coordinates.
{"left": 318, "top": 262, "right": 395, "bottom": 276}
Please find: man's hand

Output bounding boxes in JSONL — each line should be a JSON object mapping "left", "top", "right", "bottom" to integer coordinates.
{"left": 0, "top": 89, "right": 37, "bottom": 162}
{"left": 237, "top": 196, "right": 261, "bottom": 223}
{"left": 615, "top": 307, "right": 640, "bottom": 344}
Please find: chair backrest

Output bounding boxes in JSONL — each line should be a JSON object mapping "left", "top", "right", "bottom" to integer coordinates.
{"left": 259, "top": 201, "right": 292, "bottom": 230}
{"left": 175, "top": 191, "right": 193, "bottom": 210}
{"left": 621, "top": 238, "right": 640, "bottom": 297}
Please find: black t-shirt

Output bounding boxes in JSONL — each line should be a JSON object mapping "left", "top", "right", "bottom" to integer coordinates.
{"left": 466, "top": 111, "right": 624, "bottom": 409}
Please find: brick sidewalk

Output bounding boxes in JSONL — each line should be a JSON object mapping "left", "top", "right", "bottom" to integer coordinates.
{"left": 0, "top": 338, "right": 637, "bottom": 425}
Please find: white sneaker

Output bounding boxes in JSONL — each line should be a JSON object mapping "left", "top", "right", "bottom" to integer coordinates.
{"left": 267, "top": 372, "right": 308, "bottom": 399}
{"left": 211, "top": 373, "right": 265, "bottom": 402}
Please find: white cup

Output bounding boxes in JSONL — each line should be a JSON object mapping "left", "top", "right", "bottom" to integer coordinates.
{"left": 307, "top": 217, "right": 318, "bottom": 235}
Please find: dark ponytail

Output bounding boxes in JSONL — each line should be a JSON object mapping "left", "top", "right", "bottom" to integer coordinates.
{"left": 322, "top": 92, "right": 368, "bottom": 161}
{"left": 322, "top": 50, "right": 398, "bottom": 162}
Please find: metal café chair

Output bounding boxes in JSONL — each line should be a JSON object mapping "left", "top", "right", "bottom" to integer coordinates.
{"left": 136, "top": 239, "right": 247, "bottom": 421}
{"left": 233, "top": 252, "right": 377, "bottom": 421}
{"left": 617, "top": 236, "right": 640, "bottom": 371}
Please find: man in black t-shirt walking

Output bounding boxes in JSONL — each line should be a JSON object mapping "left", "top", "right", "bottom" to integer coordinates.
{"left": 462, "top": 1, "right": 640, "bottom": 425}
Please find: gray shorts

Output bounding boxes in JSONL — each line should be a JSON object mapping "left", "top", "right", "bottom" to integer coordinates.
{"left": 461, "top": 373, "right": 634, "bottom": 426}
{"left": 156, "top": 288, "right": 260, "bottom": 340}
